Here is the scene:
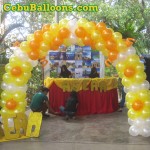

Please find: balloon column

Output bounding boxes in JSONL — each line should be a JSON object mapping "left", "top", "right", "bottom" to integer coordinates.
{"left": 0, "top": 18, "right": 150, "bottom": 137}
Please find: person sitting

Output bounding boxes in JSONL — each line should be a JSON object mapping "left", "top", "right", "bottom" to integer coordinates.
{"left": 59, "top": 91, "right": 79, "bottom": 120}
{"left": 30, "top": 87, "right": 57, "bottom": 117}
{"left": 89, "top": 66, "right": 99, "bottom": 78}
{"left": 59, "top": 65, "right": 72, "bottom": 78}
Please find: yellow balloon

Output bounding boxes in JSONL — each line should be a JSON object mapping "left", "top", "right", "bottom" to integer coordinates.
{"left": 39, "top": 41, "right": 50, "bottom": 52}
{"left": 23, "top": 72, "right": 31, "bottom": 80}
{"left": 84, "top": 22, "right": 96, "bottom": 33}
{"left": 136, "top": 63, "right": 145, "bottom": 72}
{"left": 21, "top": 61, "right": 33, "bottom": 72}
{"left": 134, "top": 72, "right": 146, "bottom": 84}
{"left": 20, "top": 41, "right": 31, "bottom": 53}
{"left": 50, "top": 23, "right": 60, "bottom": 36}
{"left": 2, "top": 73, "right": 14, "bottom": 84}
{"left": 126, "top": 92, "right": 135, "bottom": 103}
{"left": 9, "top": 56, "right": 22, "bottom": 66}
{"left": 77, "top": 18, "right": 88, "bottom": 27}
{"left": 113, "top": 32, "right": 122, "bottom": 40}
{"left": 1, "top": 90, "right": 12, "bottom": 101}
{"left": 127, "top": 54, "right": 140, "bottom": 64}
{"left": 39, "top": 50, "right": 48, "bottom": 59}
{"left": 128, "top": 109, "right": 141, "bottom": 120}
{"left": 5, "top": 63, "right": 12, "bottom": 73}
{"left": 14, "top": 91, "right": 26, "bottom": 101}
{"left": 142, "top": 107, "right": 150, "bottom": 119}
{"left": 27, "top": 34, "right": 34, "bottom": 42}
{"left": 43, "top": 31, "right": 54, "bottom": 44}
{"left": 116, "top": 62, "right": 125, "bottom": 72}
{"left": 91, "top": 30, "right": 102, "bottom": 41}
{"left": 122, "top": 77, "right": 133, "bottom": 87}
{"left": 117, "top": 40, "right": 127, "bottom": 52}
{"left": 14, "top": 77, "right": 28, "bottom": 86}
{"left": 63, "top": 38, "right": 72, "bottom": 47}
{"left": 139, "top": 90, "right": 150, "bottom": 101}
{"left": 59, "top": 19, "right": 69, "bottom": 28}
{"left": 76, "top": 38, "right": 84, "bottom": 47}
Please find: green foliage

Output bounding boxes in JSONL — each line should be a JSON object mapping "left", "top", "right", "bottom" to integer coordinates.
{"left": 27, "top": 63, "right": 43, "bottom": 102}
{"left": 105, "top": 65, "right": 117, "bottom": 77}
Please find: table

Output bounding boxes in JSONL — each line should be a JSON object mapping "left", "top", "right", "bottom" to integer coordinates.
{"left": 44, "top": 77, "right": 119, "bottom": 115}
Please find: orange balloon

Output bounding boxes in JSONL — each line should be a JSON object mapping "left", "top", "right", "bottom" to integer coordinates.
{"left": 34, "top": 30, "right": 43, "bottom": 42}
{"left": 58, "top": 27, "right": 70, "bottom": 39}
{"left": 124, "top": 66, "right": 136, "bottom": 78}
{"left": 125, "top": 38, "right": 136, "bottom": 47}
{"left": 132, "top": 100, "right": 144, "bottom": 111}
{"left": 96, "top": 22, "right": 106, "bottom": 33}
{"left": 6, "top": 99, "right": 18, "bottom": 110}
{"left": 53, "top": 36, "right": 63, "bottom": 46}
{"left": 75, "top": 27, "right": 86, "bottom": 38}
{"left": 105, "top": 59, "right": 112, "bottom": 67}
{"left": 105, "top": 40, "right": 117, "bottom": 51}
{"left": 90, "top": 41, "right": 96, "bottom": 50}
{"left": 11, "top": 66, "right": 23, "bottom": 77}
{"left": 28, "top": 51, "right": 39, "bottom": 60}
{"left": 42, "top": 24, "right": 50, "bottom": 33}
{"left": 50, "top": 44, "right": 59, "bottom": 51}
{"left": 108, "top": 51, "right": 118, "bottom": 62}
{"left": 29, "top": 39, "right": 40, "bottom": 50}
{"left": 101, "top": 28, "right": 113, "bottom": 40}
{"left": 82, "top": 35, "right": 92, "bottom": 46}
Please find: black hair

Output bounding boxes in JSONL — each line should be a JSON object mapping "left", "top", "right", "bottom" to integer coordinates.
{"left": 91, "top": 67, "right": 97, "bottom": 74}
{"left": 41, "top": 87, "right": 49, "bottom": 92}
{"left": 70, "top": 91, "right": 77, "bottom": 98}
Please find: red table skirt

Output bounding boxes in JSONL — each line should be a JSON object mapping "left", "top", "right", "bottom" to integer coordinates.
{"left": 49, "top": 83, "right": 119, "bottom": 116}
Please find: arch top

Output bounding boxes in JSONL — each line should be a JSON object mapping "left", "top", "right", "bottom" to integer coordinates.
{"left": 1, "top": 18, "right": 150, "bottom": 138}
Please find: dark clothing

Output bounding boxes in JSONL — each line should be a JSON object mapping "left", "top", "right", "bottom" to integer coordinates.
{"left": 144, "top": 57, "right": 150, "bottom": 84}
{"left": 30, "top": 92, "right": 48, "bottom": 112}
{"left": 89, "top": 72, "right": 99, "bottom": 78}
{"left": 60, "top": 70, "right": 71, "bottom": 78}
{"left": 65, "top": 97, "right": 78, "bottom": 112}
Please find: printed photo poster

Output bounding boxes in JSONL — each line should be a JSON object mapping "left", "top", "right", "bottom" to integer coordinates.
{"left": 91, "top": 50, "right": 100, "bottom": 61}
{"left": 83, "top": 60, "right": 92, "bottom": 68}
{"left": 83, "top": 68, "right": 91, "bottom": 78}
{"left": 49, "top": 51, "right": 60, "bottom": 60}
{"left": 75, "top": 68, "right": 83, "bottom": 78}
{"left": 48, "top": 45, "right": 101, "bottom": 78}
{"left": 75, "top": 60, "right": 83, "bottom": 68}
{"left": 82, "top": 46, "right": 91, "bottom": 61}
{"left": 49, "top": 60, "right": 60, "bottom": 78}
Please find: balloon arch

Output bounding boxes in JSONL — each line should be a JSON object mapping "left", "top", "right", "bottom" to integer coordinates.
{"left": 1, "top": 18, "right": 150, "bottom": 137}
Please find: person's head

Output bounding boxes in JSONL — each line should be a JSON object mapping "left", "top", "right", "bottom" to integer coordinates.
{"left": 91, "top": 67, "right": 97, "bottom": 74}
{"left": 41, "top": 87, "right": 49, "bottom": 95}
{"left": 61, "top": 65, "right": 68, "bottom": 72}
{"left": 70, "top": 91, "right": 77, "bottom": 98}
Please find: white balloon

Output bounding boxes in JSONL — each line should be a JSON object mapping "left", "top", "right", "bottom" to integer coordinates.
{"left": 141, "top": 80, "right": 150, "bottom": 90}
{"left": 134, "top": 118, "right": 145, "bottom": 128}
{"left": 68, "top": 19, "right": 77, "bottom": 33}
{"left": 13, "top": 48, "right": 29, "bottom": 61}
{"left": 145, "top": 118, "right": 150, "bottom": 127}
{"left": 129, "top": 125, "right": 139, "bottom": 136}
{"left": 28, "top": 59, "right": 38, "bottom": 67}
{"left": 8, "top": 118, "right": 14, "bottom": 127}
{"left": 1, "top": 82, "right": 7, "bottom": 90}
{"left": 118, "top": 52, "right": 127, "bottom": 61}
{"left": 127, "top": 46, "right": 136, "bottom": 55}
{"left": 0, "top": 116, "right": 2, "bottom": 123}
{"left": 69, "top": 33, "right": 77, "bottom": 44}
{"left": 112, "top": 60, "right": 118, "bottom": 67}
{"left": 128, "top": 118, "right": 134, "bottom": 126}
{"left": 124, "top": 87, "right": 129, "bottom": 93}
{"left": 140, "top": 127, "right": 150, "bottom": 137}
